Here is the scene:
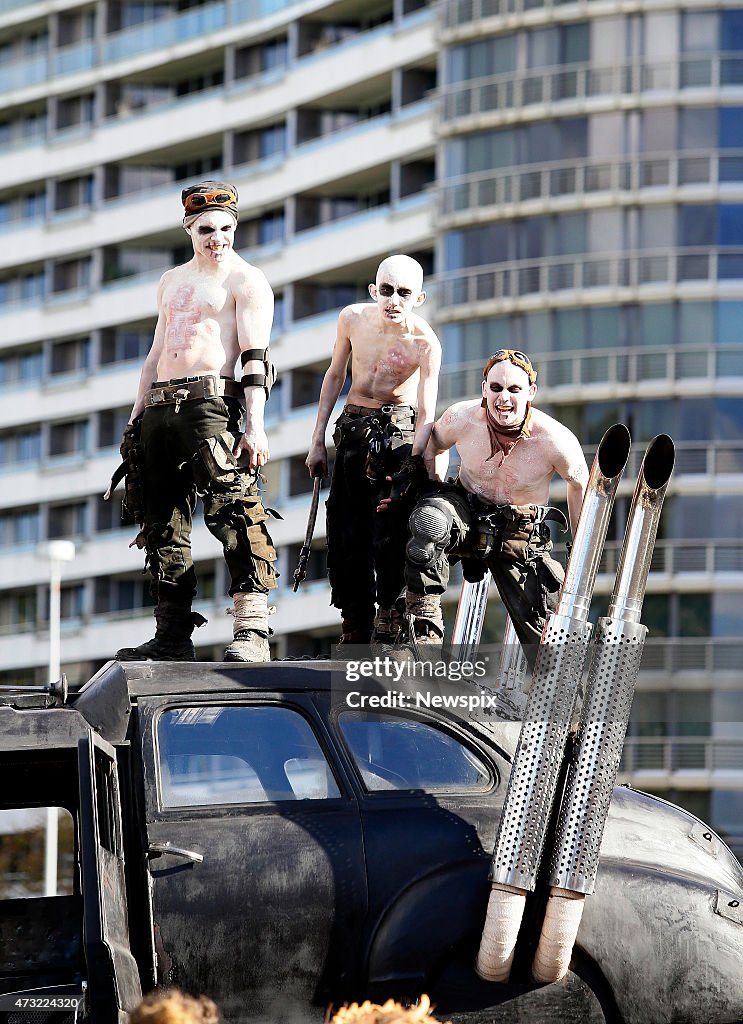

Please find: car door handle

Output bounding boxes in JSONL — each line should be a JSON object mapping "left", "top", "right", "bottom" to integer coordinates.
{"left": 147, "top": 842, "right": 204, "bottom": 863}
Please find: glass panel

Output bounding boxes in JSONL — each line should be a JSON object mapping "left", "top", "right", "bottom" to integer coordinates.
{"left": 712, "top": 593, "right": 743, "bottom": 637}
{"left": 719, "top": 107, "right": 743, "bottom": 149}
{"left": 675, "top": 493, "right": 708, "bottom": 536}
{"left": 679, "top": 205, "right": 715, "bottom": 246}
{"left": 716, "top": 398, "right": 743, "bottom": 440}
{"left": 679, "top": 300, "right": 713, "bottom": 346}
{"left": 681, "top": 11, "right": 717, "bottom": 53}
{"left": 678, "top": 593, "right": 711, "bottom": 636}
{"left": 158, "top": 705, "right": 341, "bottom": 806}
{"left": 339, "top": 711, "right": 492, "bottom": 793}
{"left": 0, "top": 808, "right": 75, "bottom": 897}
{"left": 679, "top": 107, "right": 716, "bottom": 150}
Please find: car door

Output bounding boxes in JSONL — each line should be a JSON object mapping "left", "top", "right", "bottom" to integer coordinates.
{"left": 331, "top": 707, "right": 506, "bottom": 998}
{"left": 78, "top": 730, "right": 142, "bottom": 1021}
{"left": 136, "top": 693, "right": 367, "bottom": 1023}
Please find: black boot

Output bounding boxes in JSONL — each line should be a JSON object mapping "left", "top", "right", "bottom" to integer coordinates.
{"left": 116, "top": 600, "right": 206, "bottom": 662}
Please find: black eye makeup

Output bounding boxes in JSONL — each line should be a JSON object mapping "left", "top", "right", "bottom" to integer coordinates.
{"left": 378, "top": 284, "right": 412, "bottom": 298}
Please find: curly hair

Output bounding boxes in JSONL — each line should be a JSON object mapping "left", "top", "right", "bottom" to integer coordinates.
{"left": 129, "top": 989, "right": 220, "bottom": 1024}
{"left": 329, "top": 995, "right": 447, "bottom": 1024}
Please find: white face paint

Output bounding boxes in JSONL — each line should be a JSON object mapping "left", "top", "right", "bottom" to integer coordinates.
{"left": 481, "top": 361, "right": 537, "bottom": 429}
{"left": 187, "top": 210, "right": 236, "bottom": 263}
{"left": 368, "top": 257, "right": 425, "bottom": 324}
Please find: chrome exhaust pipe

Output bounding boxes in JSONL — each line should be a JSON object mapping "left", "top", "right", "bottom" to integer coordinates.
{"left": 497, "top": 617, "right": 528, "bottom": 692}
{"left": 452, "top": 574, "right": 491, "bottom": 662}
{"left": 477, "top": 423, "right": 631, "bottom": 982}
{"left": 534, "top": 435, "right": 675, "bottom": 983}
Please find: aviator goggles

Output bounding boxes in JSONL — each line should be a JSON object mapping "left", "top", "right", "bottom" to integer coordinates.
{"left": 483, "top": 348, "right": 537, "bottom": 385}
{"left": 183, "top": 189, "right": 238, "bottom": 214}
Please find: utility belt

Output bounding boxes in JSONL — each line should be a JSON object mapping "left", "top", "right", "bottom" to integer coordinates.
{"left": 145, "top": 375, "right": 244, "bottom": 410}
{"left": 452, "top": 482, "right": 567, "bottom": 563}
{"left": 334, "top": 404, "right": 416, "bottom": 485}
{"left": 343, "top": 403, "right": 416, "bottom": 429}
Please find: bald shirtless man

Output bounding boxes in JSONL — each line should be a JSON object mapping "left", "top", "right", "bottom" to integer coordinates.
{"left": 115, "top": 181, "right": 278, "bottom": 664}
{"left": 403, "top": 349, "right": 588, "bottom": 665}
{"left": 306, "top": 255, "right": 441, "bottom": 647}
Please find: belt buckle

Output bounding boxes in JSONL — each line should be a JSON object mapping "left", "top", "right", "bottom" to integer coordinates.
{"left": 150, "top": 389, "right": 165, "bottom": 404}
{"left": 380, "top": 404, "right": 394, "bottom": 415}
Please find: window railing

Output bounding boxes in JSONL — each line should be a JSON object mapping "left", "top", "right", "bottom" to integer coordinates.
{"left": 440, "top": 345, "right": 743, "bottom": 404}
{"left": 440, "top": 53, "right": 743, "bottom": 123}
{"left": 0, "top": 53, "right": 47, "bottom": 93}
{"left": 441, "top": 0, "right": 663, "bottom": 30}
{"left": 436, "top": 247, "right": 743, "bottom": 312}
{"left": 599, "top": 538, "right": 743, "bottom": 578}
{"left": 439, "top": 149, "right": 743, "bottom": 219}
{"left": 620, "top": 733, "right": 743, "bottom": 774}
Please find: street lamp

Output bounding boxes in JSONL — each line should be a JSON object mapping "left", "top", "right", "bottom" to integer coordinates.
{"left": 37, "top": 539, "right": 76, "bottom": 897}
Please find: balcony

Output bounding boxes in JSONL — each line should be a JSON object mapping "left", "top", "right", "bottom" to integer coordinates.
{"left": 440, "top": 345, "right": 743, "bottom": 405}
{"left": 0, "top": 4, "right": 433, "bottom": 125}
{"left": 436, "top": 248, "right": 743, "bottom": 319}
{"left": 599, "top": 538, "right": 743, "bottom": 582}
{"left": 440, "top": 53, "right": 743, "bottom": 128}
{"left": 438, "top": 149, "right": 743, "bottom": 227}
{"left": 619, "top": 735, "right": 743, "bottom": 778}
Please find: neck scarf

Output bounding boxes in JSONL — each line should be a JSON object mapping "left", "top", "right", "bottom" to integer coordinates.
{"left": 485, "top": 404, "right": 533, "bottom": 462}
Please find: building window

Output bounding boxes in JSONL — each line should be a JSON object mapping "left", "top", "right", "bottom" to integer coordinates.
{"left": 49, "top": 337, "right": 90, "bottom": 375}
{"left": 100, "top": 325, "right": 153, "bottom": 364}
{"left": 0, "top": 508, "right": 41, "bottom": 548}
{"left": 97, "top": 408, "right": 130, "bottom": 449}
{"left": 48, "top": 419, "right": 89, "bottom": 458}
{"left": 0, "top": 348, "right": 43, "bottom": 388}
{"left": 0, "top": 589, "right": 37, "bottom": 632}
{"left": 47, "top": 502, "right": 88, "bottom": 540}
{"left": 0, "top": 429, "right": 42, "bottom": 466}
{"left": 54, "top": 175, "right": 94, "bottom": 212}
{"left": 51, "top": 258, "right": 91, "bottom": 294}
{"left": 94, "top": 575, "right": 153, "bottom": 613}
{"left": 55, "top": 93, "right": 95, "bottom": 132}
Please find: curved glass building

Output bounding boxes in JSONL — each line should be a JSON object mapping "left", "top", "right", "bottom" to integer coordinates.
{"left": 438, "top": 1, "right": 743, "bottom": 851}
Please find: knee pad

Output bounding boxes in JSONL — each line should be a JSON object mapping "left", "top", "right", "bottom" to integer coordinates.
{"left": 406, "top": 500, "right": 452, "bottom": 568}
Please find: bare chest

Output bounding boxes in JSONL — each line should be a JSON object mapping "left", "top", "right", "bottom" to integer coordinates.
{"left": 458, "top": 431, "right": 555, "bottom": 501}
{"left": 162, "top": 277, "right": 233, "bottom": 324}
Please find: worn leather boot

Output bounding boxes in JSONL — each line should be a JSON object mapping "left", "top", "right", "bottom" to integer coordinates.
{"left": 337, "top": 607, "right": 374, "bottom": 647}
{"left": 116, "top": 600, "right": 206, "bottom": 662}
{"left": 370, "top": 604, "right": 405, "bottom": 654}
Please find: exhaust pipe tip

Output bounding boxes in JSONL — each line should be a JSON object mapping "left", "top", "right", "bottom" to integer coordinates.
{"left": 597, "top": 423, "right": 632, "bottom": 481}
{"left": 641, "top": 433, "right": 675, "bottom": 491}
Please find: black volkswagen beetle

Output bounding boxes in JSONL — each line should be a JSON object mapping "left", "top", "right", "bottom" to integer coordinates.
{"left": 1, "top": 659, "right": 743, "bottom": 1024}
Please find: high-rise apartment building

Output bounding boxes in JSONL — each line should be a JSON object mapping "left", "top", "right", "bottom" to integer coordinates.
{"left": 1, "top": 0, "right": 741, "bottom": 845}
{"left": 0, "top": 0, "right": 437, "bottom": 675}
{"left": 438, "top": 0, "right": 743, "bottom": 850}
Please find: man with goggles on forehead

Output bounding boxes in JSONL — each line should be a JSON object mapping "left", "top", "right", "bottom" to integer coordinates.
{"left": 114, "top": 180, "right": 279, "bottom": 664}
{"left": 400, "top": 348, "right": 588, "bottom": 665}
{"left": 306, "top": 255, "right": 441, "bottom": 648}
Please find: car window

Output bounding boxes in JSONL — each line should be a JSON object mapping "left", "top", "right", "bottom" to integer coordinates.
{"left": 0, "top": 807, "right": 75, "bottom": 898}
{"left": 338, "top": 711, "right": 492, "bottom": 794}
{"left": 157, "top": 705, "right": 341, "bottom": 807}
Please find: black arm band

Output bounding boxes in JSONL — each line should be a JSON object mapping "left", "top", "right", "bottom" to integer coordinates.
{"left": 239, "top": 347, "right": 277, "bottom": 399}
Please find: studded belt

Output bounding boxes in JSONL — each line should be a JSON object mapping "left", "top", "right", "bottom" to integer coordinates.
{"left": 145, "top": 375, "right": 244, "bottom": 409}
